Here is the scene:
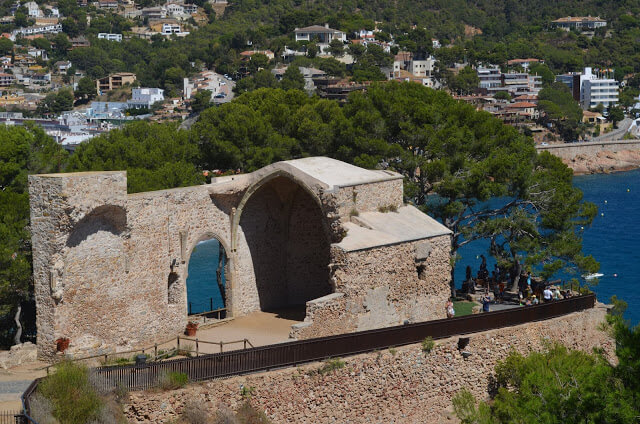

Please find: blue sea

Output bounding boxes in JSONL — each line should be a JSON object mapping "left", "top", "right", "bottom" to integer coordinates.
{"left": 187, "top": 169, "right": 640, "bottom": 325}
{"left": 455, "top": 168, "right": 640, "bottom": 326}
{"left": 186, "top": 239, "right": 226, "bottom": 314}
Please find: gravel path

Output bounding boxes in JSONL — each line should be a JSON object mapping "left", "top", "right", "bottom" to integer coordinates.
{"left": 0, "top": 380, "right": 31, "bottom": 395}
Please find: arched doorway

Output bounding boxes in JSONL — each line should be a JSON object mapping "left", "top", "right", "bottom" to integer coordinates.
{"left": 238, "top": 175, "right": 332, "bottom": 314}
{"left": 185, "top": 237, "right": 227, "bottom": 316}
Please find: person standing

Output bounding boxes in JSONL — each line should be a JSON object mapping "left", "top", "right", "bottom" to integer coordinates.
{"left": 446, "top": 299, "right": 455, "bottom": 318}
{"left": 543, "top": 286, "right": 553, "bottom": 302}
{"left": 482, "top": 293, "right": 491, "bottom": 313}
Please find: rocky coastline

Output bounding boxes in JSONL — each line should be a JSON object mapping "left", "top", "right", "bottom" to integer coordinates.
{"left": 563, "top": 149, "right": 640, "bottom": 175}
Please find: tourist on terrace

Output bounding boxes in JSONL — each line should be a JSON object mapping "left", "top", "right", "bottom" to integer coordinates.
{"left": 446, "top": 299, "right": 455, "bottom": 318}
{"left": 532, "top": 295, "right": 539, "bottom": 305}
{"left": 482, "top": 292, "right": 491, "bottom": 313}
{"left": 553, "top": 286, "right": 563, "bottom": 300}
{"left": 543, "top": 286, "right": 553, "bottom": 302}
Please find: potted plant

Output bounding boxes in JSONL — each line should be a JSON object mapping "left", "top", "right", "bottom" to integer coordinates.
{"left": 185, "top": 321, "right": 198, "bottom": 337}
{"left": 55, "top": 337, "right": 70, "bottom": 353}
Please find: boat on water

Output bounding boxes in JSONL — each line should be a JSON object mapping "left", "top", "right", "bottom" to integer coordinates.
{"left": 583, "top": 273, "right": 604, "bottom": 280}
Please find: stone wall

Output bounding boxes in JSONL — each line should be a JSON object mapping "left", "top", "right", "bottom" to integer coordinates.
{"left": 28, "top": 159, "right": 452, "bottom": 360}
{"left": 292, "top": 234, "right": 452, "bottom": 339}
{"left": 125, "top": 303, "right": 613, "bottom": 424}
{"left": 537, "top": 140, "right": 640, "bottom": 174}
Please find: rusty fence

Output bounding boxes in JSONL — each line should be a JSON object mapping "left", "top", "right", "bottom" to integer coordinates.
{"left": 83, "top": 294, "right": 595, "bottom": 392}
{"left": 0, "top": 411, "right": 23, "bottom": 424}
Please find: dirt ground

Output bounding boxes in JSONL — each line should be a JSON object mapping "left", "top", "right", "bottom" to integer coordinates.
{"left": 191, "top": 308, "right": 303, "bottom": 354}
{"left": 0, "top": 360, "right": 47, "bottom": 411}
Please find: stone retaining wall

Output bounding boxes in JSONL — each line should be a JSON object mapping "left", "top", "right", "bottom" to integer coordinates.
{"left": 125, "top": 303, "right": 613, "bottom": 424}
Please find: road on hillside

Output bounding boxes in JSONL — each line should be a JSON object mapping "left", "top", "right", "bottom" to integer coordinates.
{"left": 590, "top": 117, "right": 633, "bottom": 142}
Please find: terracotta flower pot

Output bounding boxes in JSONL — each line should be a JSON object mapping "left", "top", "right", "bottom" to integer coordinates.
{"left": 56, "top": 337, "right": 70, "bottom": 352}
{"left": 185, "top": 323, "right": 198, "bottom": 337}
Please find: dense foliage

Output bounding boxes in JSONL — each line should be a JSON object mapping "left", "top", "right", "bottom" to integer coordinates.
{"left": 0, "top": 125, "right": 67, "bottom": 347}
{"left": 453, "top": 307, "right": 640, "bottom": 424}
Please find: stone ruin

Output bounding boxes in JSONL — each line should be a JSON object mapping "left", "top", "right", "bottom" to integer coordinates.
{"left": 28, "top": 157, "right": 452, "bottom": 360}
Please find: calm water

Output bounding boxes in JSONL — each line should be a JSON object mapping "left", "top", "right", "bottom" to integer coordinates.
{"left": 188, "top": 170, "right": 640, "bottom": 324}
{"left": 186, "top": 239, "right": 226, "bottom": 314}
{"left": 455, "top": 168, "right": 640, "bottom": 326}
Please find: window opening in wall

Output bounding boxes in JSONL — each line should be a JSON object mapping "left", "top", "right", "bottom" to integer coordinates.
{"left": 186, "top": 238, "right": 226, "bottom": 317}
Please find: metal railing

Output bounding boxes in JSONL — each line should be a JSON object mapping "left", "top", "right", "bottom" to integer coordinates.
{"left": 84, "top": 294, "right": 595, "bottom": 392}
{"left": 43, "top": 335, "right": 253, "bottom": 373}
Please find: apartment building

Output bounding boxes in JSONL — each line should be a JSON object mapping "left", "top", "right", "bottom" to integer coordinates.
{"left": 580, "top": 67, "right": 618, "bottom": 109}
{"left": 96, "top": 72, "right": 136, "bottom": 93}
{"left": 98, "top": 33, "right": 123, "bottom": 42}
{"left": 557, "top": 67, "right": 619, "bottom": 109}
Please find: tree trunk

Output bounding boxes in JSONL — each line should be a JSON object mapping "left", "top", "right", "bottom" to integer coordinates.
{"left": 450, "top": 253, "right": 457, "bottom": 299}
{"left": 510, "top": 250, "right": 522, "bottom": 292}
{"left": 13, "top": 305, "right": 22, "bottom": 346}
{"left": 216, "top": 248, "right": 226, "bottom": 308}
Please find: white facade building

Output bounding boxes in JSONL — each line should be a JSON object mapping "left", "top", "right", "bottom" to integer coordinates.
{"left": 98, "top": 33, "right": 123, "bottom": 42}
{"left": 580, "top": 67, "right": 619, "bottom": 109}
{"left": 128, "top": 87, "right": 164, "bottom": 108}
{"left": 12, "top": 24, "right": 62, "bottom": 39}
{"left": 24, "top": 1, "right": 41, "bottom": 18}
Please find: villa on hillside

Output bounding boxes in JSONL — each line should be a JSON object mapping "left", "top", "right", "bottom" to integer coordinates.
{"left": 552, "top": 16, "right": 607, "bottom": 31}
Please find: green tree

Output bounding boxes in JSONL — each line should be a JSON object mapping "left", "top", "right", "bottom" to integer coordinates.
{"left": 0, "top": 125, "right": 66, "bottom": 346}
{"left": 74, "top": 77, "right": 96, "bottom": 101}
{"left": 607, "top": 105, "right": 625, "bottom": 128}
{"left": 281, "top": 65, "right": 305, "bottom": 91}
{"left": 328, "top": 39, "right": 344, "bottom": 57}
{"left": 0, "top": 38, "right": 13, "bottom": 56}
{"left": 449, "top": 66, "right": 479, "bottom": 95}
{"left": 191, "top": 89, "right": 212, "bottom": 113}
{"left": 538, "top": 83, "right": 584, "bottom": 140}
{"left": 529, "top": 63, "right": 555, "bottom": 86}
{"left": 66, "top": 121, "right": 204, "bottom": 193}
{"left": 453, "top": 337, "right": 640, "bottom": 423}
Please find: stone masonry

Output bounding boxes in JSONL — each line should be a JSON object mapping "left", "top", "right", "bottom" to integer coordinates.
{"left": 125, "top": 303, "right": 613, "bottom": 424}
{"left": 28, "top": 157, "right": 452, "bottom": 360}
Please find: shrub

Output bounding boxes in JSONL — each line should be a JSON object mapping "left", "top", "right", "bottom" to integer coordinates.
{"left": 389, "top": 347, "right": 397, "bottom": 356}
{"left": 317, "top": 358, "right": 345, "bottom": 375}
{"left": 422, "top": 337, "right": 435, "bottom": 354}
{"left": 178, "top": 342, "right": 194, "bottom": 358}
{"left": 377, "top": 204, "right": 398, "bottom": 213}
{"left": 38, "top": 361, "right": 104, "bottom": 424}
{"left": 182, "top": 399, "right": 210, "bottom": 424}
{"left": 349, "top": 208, "right": 359, "bottom": 217}
{"left": 235, "top": 401, "right": 272, "bottom": 423}
{"left": 28, "top": 393, "right": 58, "bottom": 424}
{"left": 158, "top": 371, "right": 189, "bottom": 390}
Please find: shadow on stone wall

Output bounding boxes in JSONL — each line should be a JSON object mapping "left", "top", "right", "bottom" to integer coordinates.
{"left": 66, "top": 205, "right": 127, "bottom": 248}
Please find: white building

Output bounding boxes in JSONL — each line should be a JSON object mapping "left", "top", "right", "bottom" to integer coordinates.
{"left": 12, "top": 24, "right": 62, "bottom": 39}
{"left": 294, "top": 24, "right": 346, "bottom": 53}
{"left": 161, "top": 23, "right": 189, "bottom": 36}
{"left": 98, "top": 33, "right": 123, "bottom": 42}
{"left": 477, "top": 66, "right": 542, "bottom": 96}
{"left": 23, "top": 1, "right": 41, "bottom": 18}
{"left": 407, "top": 57, "right": 435, "bottom": 78}
{"left": 166, "top": 3, "right": 184, "bottom": 15}
{"left": 552, "top": 16, "right": 607, "bottom": 31}
{"left": 127, "top": 87, "right": 164, "bottom": 108}
{"left": 580, "top": 67, "right": 619, "bottom": 109}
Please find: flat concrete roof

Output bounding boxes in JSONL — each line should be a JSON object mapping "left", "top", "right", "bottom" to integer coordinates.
{"left": 284, "top": 157, "right": 401, "bottom": 188}
{"left": 336, "top": 205, "right": 451, "bottom": 252}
